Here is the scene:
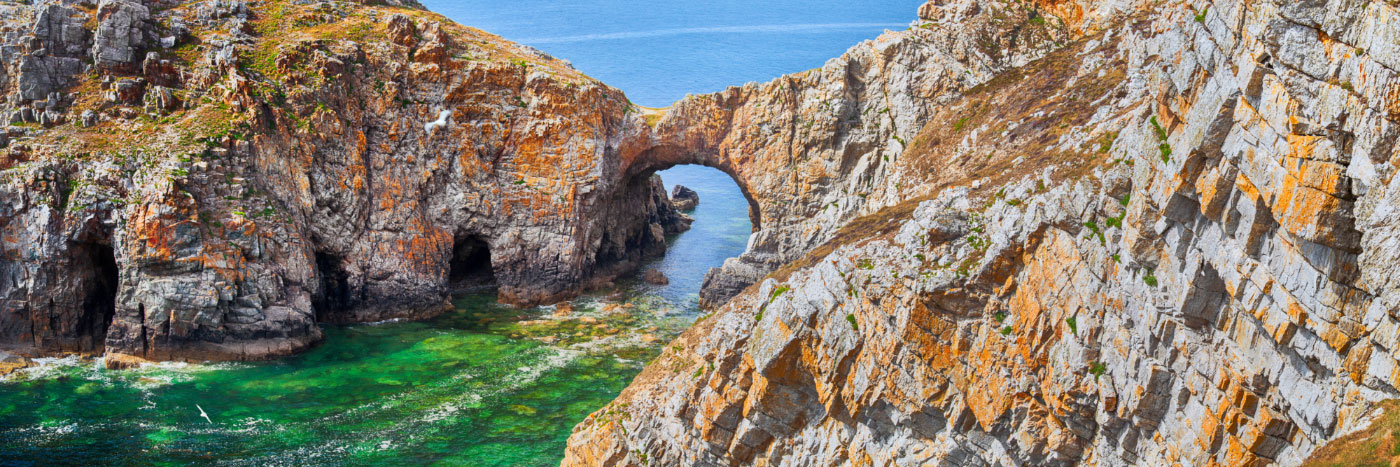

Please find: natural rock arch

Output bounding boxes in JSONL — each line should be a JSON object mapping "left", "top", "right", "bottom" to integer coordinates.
{"left": 621, "top": 144, "right": 763, "bottom": 233}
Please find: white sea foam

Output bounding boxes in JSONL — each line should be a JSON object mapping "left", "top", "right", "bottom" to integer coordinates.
{"left": 516, "top": 23, "right": 906, "bottom": 44}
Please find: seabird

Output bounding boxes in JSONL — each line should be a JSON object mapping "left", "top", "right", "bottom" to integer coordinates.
{"left": 196, "top": 404, "right": 212, "bottom": 424}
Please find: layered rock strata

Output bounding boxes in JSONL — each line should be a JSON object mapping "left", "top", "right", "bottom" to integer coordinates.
{"left": 565, "top": 0, "right": 1400, "bottom": 465}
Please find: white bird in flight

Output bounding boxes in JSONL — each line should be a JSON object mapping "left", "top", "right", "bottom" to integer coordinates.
{"left": 196, "top": 404, "right": 212, "bottom": 424}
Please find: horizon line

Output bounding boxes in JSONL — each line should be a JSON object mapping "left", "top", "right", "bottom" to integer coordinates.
{"left": 513, "top": 22, "right": 909, "bottom": 45}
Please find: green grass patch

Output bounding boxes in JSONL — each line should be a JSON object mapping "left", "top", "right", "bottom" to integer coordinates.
{"left": 769, "top": 285, "right": 790, "bottom": 303}
{"left": 1089, "top": 361, "right": 1107, "bottom": 380}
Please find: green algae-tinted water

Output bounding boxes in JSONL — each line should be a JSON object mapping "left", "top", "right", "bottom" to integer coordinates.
{"left": 0, "top": 167, "right": 751, "bottom": 465}
{"left": 0, "top": 294, "right": 685, "bottom": 466}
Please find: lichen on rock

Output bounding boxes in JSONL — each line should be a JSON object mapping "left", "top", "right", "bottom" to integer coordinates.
{"left": 562, "top": 0, "right": 1400, "bottom": 465}
{"left": 0, "top": 0, "right": 693, "bottom": 365}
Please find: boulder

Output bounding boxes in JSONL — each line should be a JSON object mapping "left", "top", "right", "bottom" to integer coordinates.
{"left": 92, "top": 0, "right": 153, "bottom": 69}
{"left": 670, "top": 185, "right": 699, "bottom": 211}
{"left": 642, "top": 268, "right": 669, "bottom": 285}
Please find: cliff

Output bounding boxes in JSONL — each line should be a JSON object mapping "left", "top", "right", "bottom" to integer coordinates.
{"left": 7, "top": 0, "right": 1400, "bottom": 463}
{"left": 564, "top": 0, "right": 1400, "bottom": 465}
{"left": 0, "top": 0, "right": 690, "bottom": 364}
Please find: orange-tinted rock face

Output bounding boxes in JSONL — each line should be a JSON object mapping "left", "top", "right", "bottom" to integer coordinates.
{"left": 625, "top": 0, "right": 1071, "bottom": 307}
{"left": 0, "top": 1, "right": 689, "bottom": 363}
{"left": 565, "top": 0, "right": 1400, "bottom": 465}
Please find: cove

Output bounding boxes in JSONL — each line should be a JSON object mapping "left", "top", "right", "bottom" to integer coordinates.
{"left": 0, "top": 166, "right": 749, "bottom": 465}
{"left": 0, "top": 295, "right": 687, "bottom": 465}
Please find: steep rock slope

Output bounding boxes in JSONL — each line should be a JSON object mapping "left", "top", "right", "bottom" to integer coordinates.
{"left": 565, "top": 0, "right": 1400, "bottom": 465}
{"left": 0, "top": 0, "right": 688, "bottom": 364}
{"left": 635, "top": 0, "right": 1071, "bottom": 307}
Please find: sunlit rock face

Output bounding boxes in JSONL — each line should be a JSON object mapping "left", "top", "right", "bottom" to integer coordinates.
{"left": 0, "top": 1, "right": 695, "bottom": 364}
{"left": 565, "top": 0, "right": 1400, "bottom": 465}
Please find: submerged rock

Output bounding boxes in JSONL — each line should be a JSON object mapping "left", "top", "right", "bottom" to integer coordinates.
{"left": 642, "top": 268, "right": 668, "bottom": 285}
{"left": 0, "top": 350, "right": 29, "bottom": 376}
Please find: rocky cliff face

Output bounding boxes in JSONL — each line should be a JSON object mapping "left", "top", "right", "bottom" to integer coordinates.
{"left": 0, "top": 0, "right": 691, "bottom": 364}
{"left": 565, "top": 0, "right": 1400, "bottom": 465}
{"left": 633, "top": 0, "right": 1070, "bottom": 308}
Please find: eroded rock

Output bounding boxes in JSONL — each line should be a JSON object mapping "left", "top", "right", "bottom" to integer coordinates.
{"left": 669, "top": 185, "right": 698, "bottom": 211}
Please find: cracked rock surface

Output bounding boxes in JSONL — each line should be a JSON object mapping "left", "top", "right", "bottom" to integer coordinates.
{"left": 564, "top": 0, "right": 1400, "bottom": 465}
{"left": 0, "top": 1, "right": 691, "bottom": 364}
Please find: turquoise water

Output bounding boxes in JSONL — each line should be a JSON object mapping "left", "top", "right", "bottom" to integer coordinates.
{"left": 0, "top": 295, "right": 688, "bottom": 466}
{"left": 1, "top": 1, "right": 920, "bottom": 465}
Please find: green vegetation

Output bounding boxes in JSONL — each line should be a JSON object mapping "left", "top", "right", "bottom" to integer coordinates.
{"left": 968, "top": 233, "right": 991, "bottom": 251}
{"left": 754, "top": 311, "right": 763, "bottom": 322}
{"left": 1084, "top": 220, "right": 1106, "bottom": 245}
{"left": 1066, "top": 317, "right": 1078, "bottom": 336}
{"left": 1150, "top": 116, "right": 1172, "bottom": 163}
{"left": 1104, "top": 206, "right": 1128, "bottom": 229}
{"left": 1097, "top": 131, "right": 1118, "bottom": 154}
{"left": 845, "top": 314, "right": 858, "bottom": 330}
{"left": 769, "top": 285, "right": 790, "bottom": 303}
{"left": 1144, "top": 269, "right": 1159, "bottom": 287}
{"left": 1000, "top": 326, "right": 1013, "bottom": 336}
{"left": 857, "top": 258, "right": 875, "bottom": 270}
{"left": 1304, "top": 400, "right": 1400, "bottom": 466}
{"left": 1089, "top": 361, "right": 1107, "bottom": 380}
{"left": 953, "top": 116, "right": 970, "bottom": 132}
{"left": 1194, "top": 6, "right": 1208, "bottom": 23}
{"left": 994, "top": 311, "right": 1007, "bottom": 322}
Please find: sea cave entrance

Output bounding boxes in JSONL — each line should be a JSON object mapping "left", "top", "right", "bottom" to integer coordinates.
{"left": 314, "top": 251, "right": 353, "bottom": 322}
{"left": 73, "top": 241, "right": 119, "bottom": 352}
{"left": 449, "top": 234, "right": 496, "bottom": 293}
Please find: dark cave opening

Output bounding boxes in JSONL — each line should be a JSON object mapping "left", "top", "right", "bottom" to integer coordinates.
{"left": 314, "top": 251, "right": 352, "bottom": 322}
{"left": 448, "top": 235, "right": 496, "bottom": 292}
{"left": 76, "top": 242, "right": 119, "bottom": 351}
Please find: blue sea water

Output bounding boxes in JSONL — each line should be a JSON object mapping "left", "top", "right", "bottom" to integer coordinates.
{"left": 0, "top": 2, "right": 925, "bottom": 465}
{"left": 422, "top": 0, "right": 923, "bottom": 107}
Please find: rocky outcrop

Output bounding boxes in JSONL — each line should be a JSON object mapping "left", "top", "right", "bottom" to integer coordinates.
{"left": 669, "top": 184, "right": 698, "bottom": 211}
{"left": 0, "top": 2, "right": 688, "bottom": 363}
{"left": 92, "top": 0, "right": 154, "bottom": 69}
{"left": 565, "top": 0, "right": 1400, "bottom": 465}
{"left": 632, "top": 0, "right": 1070, "bottom": 308}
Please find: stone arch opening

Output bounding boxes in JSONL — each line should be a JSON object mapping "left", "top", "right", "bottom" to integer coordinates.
{"left": 72, "top": 241, "right": 119, "bottom": 352}
{"left": 624, "top": 145, "right": 762, "bottom": 233}
{"left": 448, "top": 234, "right": 496, "bottom": 293}
{"left": 613, "top": 159, "right": 759, "bottom": 305}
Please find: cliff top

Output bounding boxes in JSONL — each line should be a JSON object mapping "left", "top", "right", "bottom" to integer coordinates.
{"left": 0, "top": 0, "right": 608, "bottom": 169}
